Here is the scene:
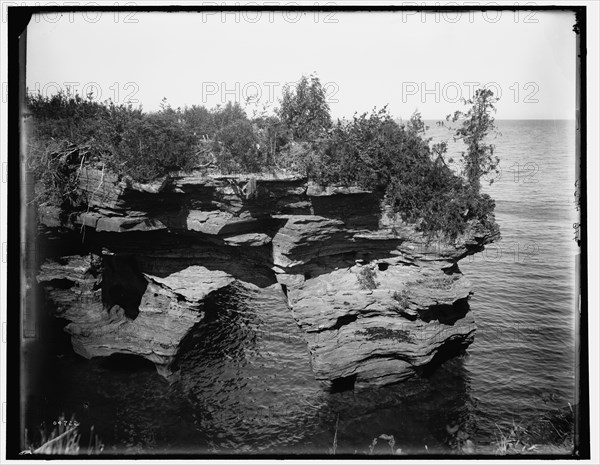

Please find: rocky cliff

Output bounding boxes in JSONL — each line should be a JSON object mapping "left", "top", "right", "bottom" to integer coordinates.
{"left": 37, "top": 167, "right": 499, "bottom": 389}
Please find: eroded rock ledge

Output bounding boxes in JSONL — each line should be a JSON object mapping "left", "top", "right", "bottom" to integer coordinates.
{"left": 37, "top": 167, "right": 499, "bottom": 389}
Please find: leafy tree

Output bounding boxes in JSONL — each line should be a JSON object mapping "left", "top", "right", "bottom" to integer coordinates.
{"left": 26, "top": 81, "right": 499, "bottom": 240}
{"left": 252, "top": 114, "right": 289, "bottom": 169}
{"left": 446, "top": 88, "right": 500, "bottom": 192}
{"left": 212, "top": 101, "right": 247, "bottom": 131}
{"left": 182, "top": 105, "right": 215, "bottom": 139}
{"left": 278, "top": 74, "right": 332, "bottom": 140}
{"left": 311, "top": 107, "right": 497, "bottom": 238}
{"left": 312, "top": 109, "right": 430, "bottom": 189}
{"left": 213, "top": 119, "right": 262, "bottom": 173}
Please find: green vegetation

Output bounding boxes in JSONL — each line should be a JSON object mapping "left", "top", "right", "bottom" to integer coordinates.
{"left": 331, "top": 404, "right": 574, "bottom": 455}
{"left": 26, "top": 74, "right": 499, "bottom": 239}
{"left": 392, "top": 290, "right": 411, "bottom": 310}
{"left": 306, "top": 107, "right": 497, "bottom": 238}
{"left": 444, "top": 404, "right": 575, "bottom": 456}
{"left": 445, "top": 88, "right": 500, "bottom": 193}
{"left": 368, "top": 434, "right": 399, "bottom": 455}
{"left": 278, "top": 74, "right": 332, "bottom": 140}
{"left": 356, "top": 266, "right": 379, "bottom": 290}
{"left": 359, "top": 327, "right": 414, "bottom": 344}
{"left": 22, "top": 414, "right": 103, "bottom": 455}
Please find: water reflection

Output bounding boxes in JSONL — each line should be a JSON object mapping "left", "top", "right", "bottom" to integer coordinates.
{"left": 174, "top": 285, "right": 476, "bottom": 454}
{"left": 175, "top": 284, "right": 328, "bottom": 452}
{"left": 30, "top": 275, "right": 481, "bottom": 455}
{"left": 26, "top": 120, "right": 578, "bottom": 454}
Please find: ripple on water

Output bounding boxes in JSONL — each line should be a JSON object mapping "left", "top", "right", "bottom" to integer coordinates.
{"left": 32, "top": 120, "right": 578, "bottom": 453}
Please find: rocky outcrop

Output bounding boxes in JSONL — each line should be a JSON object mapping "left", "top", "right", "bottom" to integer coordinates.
{"left": 37, "top": 167, "right": 499, "bottom": 389}
{"left": 38, "top": 254, "right": 240, "bottom": 379}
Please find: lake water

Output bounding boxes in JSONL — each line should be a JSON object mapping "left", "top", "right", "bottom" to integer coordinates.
{"left": 29, "top": 120, "right": 579, "bottom": 455}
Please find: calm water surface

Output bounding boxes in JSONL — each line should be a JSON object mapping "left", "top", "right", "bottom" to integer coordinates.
{"left": 31, "top": 120, "right": 579, "bottom": 454}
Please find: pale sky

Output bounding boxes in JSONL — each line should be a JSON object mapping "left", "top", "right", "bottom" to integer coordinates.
{"left": 26, "top": 9, "right": 577, "bottom": 120}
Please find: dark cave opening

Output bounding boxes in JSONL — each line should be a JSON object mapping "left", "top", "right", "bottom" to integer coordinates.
{"left": 328, "top": 373, "right": 357, "bottom": 393}
{"left": 377, "top": 262, "right": 389, "bottom": 271}
{"left": 99, "top": 353, "right": 157, "bottom": 372}
{"left": 101, "top": 255, "right": 148, "bottom": 320}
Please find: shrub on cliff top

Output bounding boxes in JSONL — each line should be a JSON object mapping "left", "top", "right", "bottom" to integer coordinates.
{"left": 444, "top": 88, "right": 501, "bottom": 193}
{"left": 309, "top": 107, "right": 496, "bottom": 238}
{"left": 27, "top": 93, "right": 271, "bottom": 190}
{"left": 26, "top": 80, "right": 498, "bottom": 239}
{"left": 26, "top": 92, "right": 200, "bottom": 190}
{"left": 212, "top": 119, "right": 263, "bottom": 173}
{"left": 274, "top": 76, "right": 497, "bottom": 238}
{"left": 278, "top": 74, "right": 332, "bottom": 141}
{"left": 103, "top": 103, "right": 199, "bottom": 181}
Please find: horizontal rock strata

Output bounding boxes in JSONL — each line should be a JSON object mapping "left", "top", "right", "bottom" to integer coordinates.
{"left": 37, "top": 167, "right": 499, "bottom": 387}
{"left": 38, "top": 254, "right": 239, "bottom": 379}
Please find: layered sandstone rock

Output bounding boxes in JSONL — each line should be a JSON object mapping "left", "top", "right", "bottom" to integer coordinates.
{"left": 38, "top": 255, "right": 238, "bottom": 379}
{"left": 37, "top": 167, "right": 499, "bottom": 388}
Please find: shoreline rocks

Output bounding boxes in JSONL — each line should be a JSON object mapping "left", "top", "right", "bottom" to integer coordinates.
{"left": 37, "top": 167, "right": 499, "bottom": 388}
